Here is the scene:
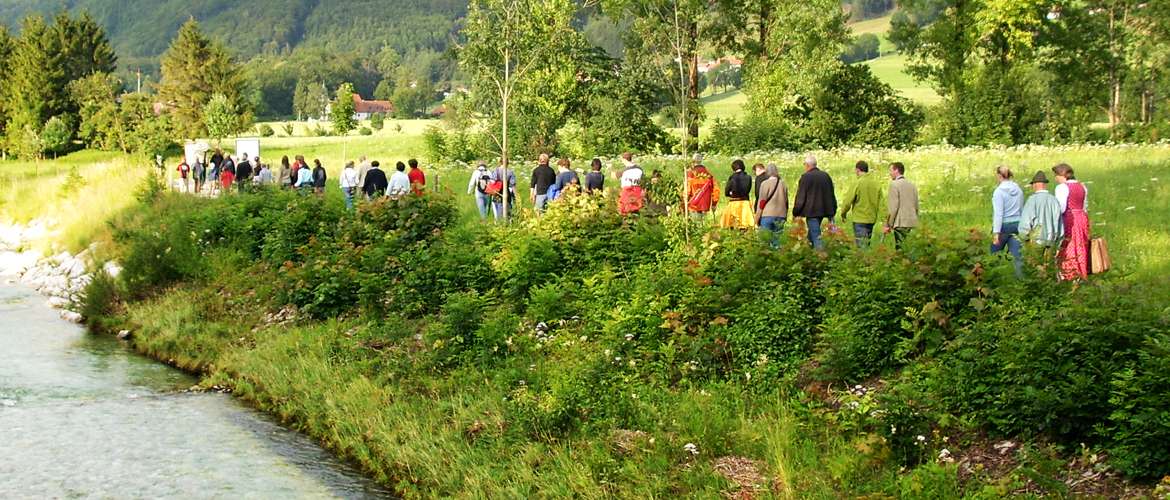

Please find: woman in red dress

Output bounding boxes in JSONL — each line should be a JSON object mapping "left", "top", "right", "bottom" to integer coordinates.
{"left": 1053, "top": 163, "right": 1090, "bottom": 280}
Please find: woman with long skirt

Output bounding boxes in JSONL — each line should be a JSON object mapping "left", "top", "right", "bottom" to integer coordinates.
{"left": 1053, "top": 163, "right": 1090, "bottom": 280}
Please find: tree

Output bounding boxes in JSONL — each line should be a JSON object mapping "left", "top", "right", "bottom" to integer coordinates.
{"left": 0, "top": 27, "right": 13, "bottom": 153}
{"left": 607, "top": 0, "right": 710, "bottom": 150}
{"left": 68, "top": 72, "right": 122, "bottom": 149}
{"left": 738, "top": 0, "right": 849, "bottom": 113}
{"left": 459, "top": 0, "right": 578, "bottom": 217}
{"left": 157, "top": 19, "right": 250, "bottom": 140}
{"left": 203, "top": 94, "right": 238, "bottom": 146}
{"left": 40, "top": 116, "right": 72, "bottom": 157}
{"left": 4, "top": 17, "right": 61, "bottom": 142}
{"left": 293, "top": 79, "right": 330, "bottom": 120}
{"left": 331, "top": 82, "right": 357, "bottom": 136}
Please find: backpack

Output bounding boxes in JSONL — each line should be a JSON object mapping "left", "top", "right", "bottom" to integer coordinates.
{"left": 485, "top": 180, "right": 504, "bottom": 197}
{"left": 546, "top": 183, "right": 561, "bottom": 201}
{"left": 476, "top": 172, "right": 491, "bottom": 194}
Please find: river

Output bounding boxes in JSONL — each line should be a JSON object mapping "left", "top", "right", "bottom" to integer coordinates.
{"left": 0, "top": 284, "right": 391, "bottom": 498}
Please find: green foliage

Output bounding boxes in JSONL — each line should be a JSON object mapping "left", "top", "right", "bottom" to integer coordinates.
{"left": 80, "top": 269, "right": 122, "bottom": 331}
{"left": 358, "top": 127, "right": 373, "bottom": 136}
{"left": 40, "top": 116, "right": 72, "bottom": 156}
{"left": 842, "top": 33, "right": 881, "bottom": 63}
{"left": 257, "top": 123, "right": 275, "bottom": 137}
{"left": 280, "top": 122, "right": 294, "bottom": 136}
{"left": 705, "top": 115, "right": 799, "bottom": 154}
{"left": 369, "top": 112, "right": 384, "bottom": 130}
{"left": 330, "top": 82, "right": 357, "bottom": 136}
{"left": 203, "top": 94, "right": 240, "bottom": 145}
{"left": 158, "top": 19, "right": 251, "bottom": 140}
{"left": 1105, "top": 334, "right": 1170, "bottom": 478}
{"left": 797, "top": 64, "right": 923, "bottom": 148}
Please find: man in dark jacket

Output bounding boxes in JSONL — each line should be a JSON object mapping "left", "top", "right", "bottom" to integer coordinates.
{"left": 530, "top": 153, "right": 557, "bottom": 212}
{"left": 362, "top": 161, "right": 389, "bottom": 199}
{"left": 235, "top": 156, "right": 253, "bottom": 192}
{"left": 792, "top": 154, "right": 837, "bottom": 250}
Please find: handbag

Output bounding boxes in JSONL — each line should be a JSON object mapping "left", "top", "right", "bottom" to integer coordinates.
{"left": 1090, "top": 238, "right": 1111, "bottom": 274}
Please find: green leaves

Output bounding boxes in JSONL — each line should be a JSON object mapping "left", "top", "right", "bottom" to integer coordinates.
{"left": 330, "top": 82, "right": 357, "bottom": 136}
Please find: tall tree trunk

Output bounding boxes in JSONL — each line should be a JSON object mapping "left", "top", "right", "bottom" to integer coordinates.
{"left": 686, "top": 21, "right": 700, "bottom": 141}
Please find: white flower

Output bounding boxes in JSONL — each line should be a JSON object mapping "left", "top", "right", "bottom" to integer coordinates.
{"left": 1125, "top": 206, "right": 1136, "bottom": 211}
{"left": 624, "top": 333, "right": 634, "bottom": 341}
{"left": 580, "top": 335, "right": 588, "bottom": 341}
{"left": 604, "top": 349, "right": 612, "bottom": 356}
{"left": 683, "top": 443, "right": 699, "bottom": 455}
{"left": 890, "top": 425, "right": 897, "bottom": 435}
{"left": 938, "top": 448, "right": 954, "bottom": 463}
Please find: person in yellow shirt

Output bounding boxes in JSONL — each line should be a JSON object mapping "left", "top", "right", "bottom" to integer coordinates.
{"left": 839, "top": 161, "right": 885, "bottom": 248}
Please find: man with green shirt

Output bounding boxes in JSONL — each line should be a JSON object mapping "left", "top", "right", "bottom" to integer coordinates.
{"left": 839, "top": 161, "right": 885, "bottom": 247}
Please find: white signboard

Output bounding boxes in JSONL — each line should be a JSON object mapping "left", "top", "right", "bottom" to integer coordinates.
{"left": 235, "top": 138, "right": 261, "bottom": 163}
{"left": 184, "top": 141, "right": 210, "bottom": 165}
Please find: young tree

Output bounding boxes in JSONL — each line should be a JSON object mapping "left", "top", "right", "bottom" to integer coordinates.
{"left": 40, "top": 116, "right": 72, "bottom": 157}
{"left": 459, "top": 0, "right": 578, "bottom": 217}
{"left": 330, "top": 82, "right": 357, "bottom": 136}
{"left": 68, "top": 72, "right": 122, "bottom": 150}
{"left": 157, "top": 19, "right": 250, "bottom": 140}
{"left": 203, "top": 94, "right": 238, "bottom": 146}
{"left": 607, "top": 0, "right": 710, "bottom": 151}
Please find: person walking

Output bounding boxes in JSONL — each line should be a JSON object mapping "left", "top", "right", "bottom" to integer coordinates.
{"left": 290, "top": 155, "right": 306, "bottom": 189}
{"left": 467, "top": 161, "right": 492, "bottom": 219}
{"left": 176, "top": 159, "right": 191, "bottom": 192}
{"left": 720, "top": 160, "right": 756, "bottom": 229}
{"left": 256, "top": 162, "right": 274, "bottom": 185}
{"left": 407, "top": 159, "right": 426, "bottom": 195}
{"left": 882, "top": 162, "right": 919, "bottom": 250}
{"left": 685, "top": 155, "right": 719, "bottom": 219}
{"left": 235, "top": 155, "right": 253, "bottom": 192}
{"left": 552, "top": 158, "right": 580, "bottom": 200}
{"left": 356, "top": 155, "right": 371, "bottom": 189}
{"left": 792, "top": 155, "right": 838, "bottom": 250}
{"left": 491, "top": 161, "right": 518, "bottom": 221}
{"left": 585, "top": 158, "right": 605, "bottom": 194}
{"left": 340, "top": 161, "right": 360, "bottom": 210}
{"left": 208, "top": 151, "right": 221, "bottom": 194}
{"left": 192, "top": 158, "right": 205, "bottom": 194}
{"left": 388, "top": 161, "right": 411, "bottom": 199}
{"left": 618, "top": 153, "right": 644, "bottom": 215}
{"left": 839, "top": 160, "right": 884, "bottom": 248}
{"left": 753, "top": 163, "right": 767, "bottom": 206}
{"left": 312, "top": 159, "right": 327, "bottom": 195}
{"left": 278, "top": 156, "right": 292, "bottom": 189}
{"left": 755, "top": 163, "right": 788, "bottom": 248}
{"left": 295, "top": 160, "right": 315, "bottom": 194}
{"left": 219, "top": 158, "right": 236, "bottom": 192}
{"left": 1053, "top": 164, "right": 1091, "bottom": 280}
{"left": 530, "top": 153, "right": 556, "bottom": 212}
{"left": 1018, "top": 170, "right": 1063, "bottom": 250}
{"left": 362, "top": 161, "right": 388, "bottom": 199}
{"left": 991, "top": 166, "right": 1025, "bottom": 277}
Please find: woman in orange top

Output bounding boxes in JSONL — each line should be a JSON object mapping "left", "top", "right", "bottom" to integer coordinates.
{"left": 685, "top": 159, "right": 719, "bottom": 219}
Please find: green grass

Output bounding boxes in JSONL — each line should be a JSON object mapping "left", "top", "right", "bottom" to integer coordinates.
{"left": 700, "top": 90, "right": 749, "bottom": 124}
{"left": 864, "top": 54, "right": 941, "bottom": 105}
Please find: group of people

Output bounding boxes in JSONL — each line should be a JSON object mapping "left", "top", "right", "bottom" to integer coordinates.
{"left": 682, "top": 154, "right": 920, "bottom": 251}
{"left": 475, "top": 150, "right": 1090, "bottom": 281}
{"left": 339, "top": 157, "right": 427, "bottom": 209}
{"left": 175, "top": 150, "right": 330, "bottom": 195}
{"left": 992, "top": 164, "right": 1091, "bottom": 280}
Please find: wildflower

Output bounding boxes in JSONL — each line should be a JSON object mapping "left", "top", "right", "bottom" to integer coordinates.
{"left": 938, "top": 449, "right": 954, "bottom": 463}
{"left": 890, "top": 425, "right": 897, "bottom": 435}
{"left": 580, "top": 335, "right": 588, "bottom": 342}
{"left": 615, "top": 356, "right": 622, "bottom": 362}
{"left": 631, "top": 393, "right": 638, "bottom": 400}
{"left": 916, "top": 435, "right": 926, "bottom": 445}
{"left": 624, "top": 333, "right": 634, "bottom": 341}
{"left": 683, "top": 443, "right": 699, "bottom": 455}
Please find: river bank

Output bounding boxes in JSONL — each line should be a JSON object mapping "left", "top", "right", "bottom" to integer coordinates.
{"left": 0, "top": 283, "right": 390, "bottom": 498}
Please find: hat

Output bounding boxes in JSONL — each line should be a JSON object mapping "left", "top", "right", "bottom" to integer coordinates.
{"left": 1031, "top": 171, "right": 1049, "bottom": 184}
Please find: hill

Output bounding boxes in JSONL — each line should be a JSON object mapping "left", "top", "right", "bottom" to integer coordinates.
{"left": 0, "top": 0, "right": 465, "bottom": 63}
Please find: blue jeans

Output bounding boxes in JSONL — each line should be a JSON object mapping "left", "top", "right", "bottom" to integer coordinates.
{"left": 492, "top": 196, "right": 514, "bottom": 221}
{"left": 853, "top": 223, "right": 875, "bottom": 248}
{"left": 807, "top": 217, "right": 828, "bottom": 250}
{"left": 534, "top": 194, "right": 548, "bottom": 212}
{"left": 475, "top": 193, "right": 491, "bottom": 219}
{"left": 759, "top": 217, "right": 785, "bottom": 248}
{"left": 991, "top": 221, "right": 1023, "bottom": 277}
{"left": 343, "top": 187, "right": 355, "bottom": 210}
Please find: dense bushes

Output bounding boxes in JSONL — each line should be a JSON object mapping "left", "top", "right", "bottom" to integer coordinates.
{"left": 101, "top": 177, "right": 1170, "bottom": 482}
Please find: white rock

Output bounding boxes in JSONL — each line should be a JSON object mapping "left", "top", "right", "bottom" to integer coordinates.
{"left": 103, "top": 261, "right": 122, "bottom": 278}
{"left": 59, "top": 310, "right": 83, "bottom": 323}
{"left": 47, "top": 296, "right": 70, "bottom": 309}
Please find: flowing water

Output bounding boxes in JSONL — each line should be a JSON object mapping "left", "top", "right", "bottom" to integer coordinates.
{"left": 0, "top": 284, "right": 391, "bottom": 499}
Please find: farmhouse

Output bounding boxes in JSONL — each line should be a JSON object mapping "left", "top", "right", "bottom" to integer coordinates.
{"left": 351, "top": 95, "right": 393, "bottom": 120}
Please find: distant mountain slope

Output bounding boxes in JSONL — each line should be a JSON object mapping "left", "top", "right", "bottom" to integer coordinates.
{"left": 0, "top": 0, "right": 465, "bottom": 60}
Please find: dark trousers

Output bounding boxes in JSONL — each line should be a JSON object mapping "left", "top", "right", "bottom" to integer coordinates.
{"left": 893, "top": 227, "right": 911, "bottom": 250}
{"left": 853, "top": 223, "right": 875, "bottom": 248}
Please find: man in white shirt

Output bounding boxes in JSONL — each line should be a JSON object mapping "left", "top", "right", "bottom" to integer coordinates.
{"left": 388, "top": 161, "right": 411, "bottom": 199}
{"left": 340, "top": 161, "right": 360, "bottom": 209}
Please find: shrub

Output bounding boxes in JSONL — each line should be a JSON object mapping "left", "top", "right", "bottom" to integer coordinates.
{"left": 358, "top": 127, "right": 373, "bottom": 136}
{"left": 280, "top": 123, "right": 294, "bottom": 136}
{"left": 257, "top": 124, "right": 275, "bottom": 137}
{"left": 705, "top": 115, "right": 800, "bottom": 154}
{"left": 81, "top": 269, "right": 121, "bottom": 330}
{"left": 1105, "top": 334, "right": 1170, "bottom": 478}
{"left": 370, "top": 112, "right": 385, "bottom": 131}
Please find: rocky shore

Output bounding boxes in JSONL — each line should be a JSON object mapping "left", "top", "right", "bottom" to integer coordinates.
{"left": 0, "top": 221, "right": 119, "bottom": 323}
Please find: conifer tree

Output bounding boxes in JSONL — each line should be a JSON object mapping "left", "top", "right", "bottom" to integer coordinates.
{"left": 157, "top": 18, "right": 251, "bottom": 140}
{"left": 4, "top": 17, "right": 61, "bottom": 139}
{"left": 0, "top": 27, "right": 13, "bottom": 149}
